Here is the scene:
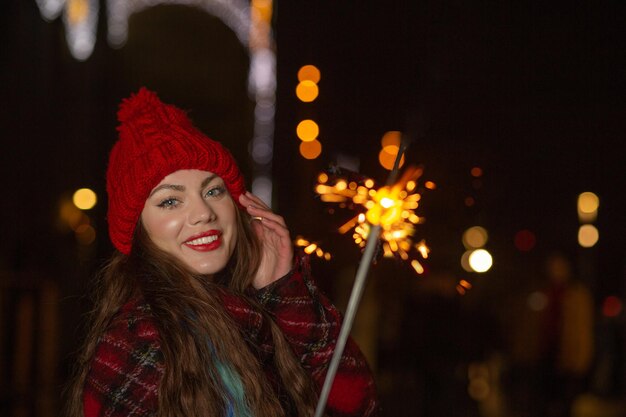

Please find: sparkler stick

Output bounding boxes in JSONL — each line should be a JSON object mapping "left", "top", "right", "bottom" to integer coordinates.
{"left": 313, "top": 135, "right": 412, "bottom": 417}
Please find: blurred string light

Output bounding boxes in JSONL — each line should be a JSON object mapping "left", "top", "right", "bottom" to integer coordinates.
{"left": 456, "top": 279, "right": 472, "bottom": 295}
{"left": 578, "top": 224, "right": 599, "bottom": 248}
{"left": 514, "top": 229, "right": 536, "bottom": 252}
{"left": 527, "top": 291, "right": 548, "bottom": 311}
{"left": 462, "top": 226, "right": 488, "bottom": 249}
{"left": 378, "top": 131, "right": 405, "bottom": 171}
{"left": 460, "top": 226, "right": 493, "bottom": 274}
{"left": 297, "top": 119, "right": 319, "bottom": 141}
{"left": 315, "top": 165, "right": 432, "bottom": 275}
{"left": 470, "top": 166, "right": 483, "bottom": 177}
{"left": 295, "top": 64, "right": 322, "bottom": 160}
{"left": 296, "top": 80, "right": 319, "bottom": 102}
{"left": 468, "top": 249, "right": 492, "bottom": 273}
{"left": 577, "top": 191, "right": 599, "bottom": 249}
{"left": 467, "top": 362, "right": 490, "bottom": 401}
{"left": 300, "top": 140, "right": 322, "bottom": 160}
{"left": 72, "top": 188, "right": 97, "bottom": 210}
{"left": 36, "top": 0, "right": 276, "bottom": 206}
{"left": 36, "top": 0, "right": 99, "bottom": 60}
{"left": 58, "top": 195, "right": 96, "bottom": 245}
{"left": 106, "top": 0, "right": 252, "bottom": 47}
{"left": 298, "top": 64, "right": 321, "bottom": 83}
{"left": 577, "top": 191, "right": 599, "bottom": 223}
{"left": 294, "top": 236, "right": 331, "bottom": 261}
{"left": 602, "top": 296, "right": 623, "bottom": 318}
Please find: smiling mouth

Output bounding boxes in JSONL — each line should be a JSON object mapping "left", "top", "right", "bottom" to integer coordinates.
{"left": 183, "top": 233, "right": 222, "bottom": 252}
{"left": 186, "top": 235, "right": 219, "bottom": 246}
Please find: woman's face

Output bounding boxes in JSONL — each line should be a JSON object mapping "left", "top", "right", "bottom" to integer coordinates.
{"left": 141, "top": 169, "right": 238, "bottom": 276}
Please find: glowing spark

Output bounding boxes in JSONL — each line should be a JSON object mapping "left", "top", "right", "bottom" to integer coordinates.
{"left": 315, "top": 165, "right": 432, "bottom": 275}
{"left": 294, "top": 236, "right": 331, "bottom": 260}
{"left": 411, "top": 259, "right": 425, "bottom": 274}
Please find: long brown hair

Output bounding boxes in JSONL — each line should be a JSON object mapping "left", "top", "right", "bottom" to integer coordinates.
{"left": 65, "top": 206, "right": 317, "bottom": 417}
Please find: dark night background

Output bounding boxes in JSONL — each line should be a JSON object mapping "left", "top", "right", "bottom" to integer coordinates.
{"left": 1, "top": 1, "right": 625, "bottom": 416}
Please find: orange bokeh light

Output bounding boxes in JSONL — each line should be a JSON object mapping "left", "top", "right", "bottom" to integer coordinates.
{"left": 296, "top": 119, "right": 319, "bottom": 142}
{"left": 295, "top": 80, "right": 319, "bottom": 102}
{"left": 378, "top": 147, "right": 405, "bottom": 171}
{"left": 297, "top": 65, "right": 321, "bottom": 83}
{"left": 300, "top": 140, "right": 322, "bottom": 159}
{"left": 381, "top": 131, "right": 402, "bottom": 149}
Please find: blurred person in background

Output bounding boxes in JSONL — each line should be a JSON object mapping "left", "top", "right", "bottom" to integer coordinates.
{"left": 539, "top": 252, "right": 594, "bottom": 417}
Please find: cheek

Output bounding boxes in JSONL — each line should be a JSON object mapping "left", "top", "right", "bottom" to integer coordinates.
{"left": 143, "top": 212, "right": 185, "bottom": 244}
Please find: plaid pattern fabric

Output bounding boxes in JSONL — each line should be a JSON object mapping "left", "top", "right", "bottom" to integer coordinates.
{"left": 256, "top": 254, "right": 379, "bottom": 417}
{"left": 83, "top": 304, "right": 163, "bottom": 417}
{"left": 84, "top": 255, "right": 378, "bottom": 416}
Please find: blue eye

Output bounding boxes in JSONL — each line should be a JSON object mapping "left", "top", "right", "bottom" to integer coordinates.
{"left": 205, "top": 186, "right": 226, "bottom": 198}
{"left": 157, "top": 197, "right": 180, "bottom": 209}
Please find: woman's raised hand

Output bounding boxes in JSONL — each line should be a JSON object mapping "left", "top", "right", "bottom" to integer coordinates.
{"left": 239, "top": 192, "right": 294, "bottom": 289}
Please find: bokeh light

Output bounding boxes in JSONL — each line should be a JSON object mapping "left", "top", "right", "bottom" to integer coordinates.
{"left": 578, "top": 224, "right": 599, "bottom": 248}
{"left": 295, "top": 80, "right": 319, "bottom": 102}
{"left": 514, "top": 229, "right": 536, "bottom": 251}
{"left": 468, "top": 249, "right": 493, "bottom": 272}
{"left": 72, "top": 188, "right": 97, "bottom": 210}
{"left": 381, "top": 131, "right": 402, "bottom": 148}
{"left": 75, "top": 223, "right": 96, "bottom": 245}
{"left": 470, "top": 167, "right": 483, "bottom": 177}
{"left": 602, "top": 296, "right": 623, "bottom": 317}
{"left": 527, "top": 291, "right": 548, "bottom": 311}
{"left": 297, "top": 64, "right": 321, "bottom": 83}
{"left": 463, "top": 226, "right": 488, "bottom": 249}
{"left": 296, "top": 119, "right": 319, "bottom": 142}
{"left": 378, "top": 146, "right": 405, "bottom": 171}
{"left": 299, "top": 140, "right": 322, "bottom": 159}
{"left": 460, "top": 250, "right": 473, "bottom": 272}
{"left": 67, "top": 0, "right": 88, "bottom": 24}
{"left": 577, "top": 191, "right": 599, "bottom": 223}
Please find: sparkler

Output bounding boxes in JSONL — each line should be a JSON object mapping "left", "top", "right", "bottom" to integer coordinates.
{"left": 315, "top": 161, "right": 432, "bottom": 275}
{"left": 313, "top": 135, "right": 431, "bottom": 417}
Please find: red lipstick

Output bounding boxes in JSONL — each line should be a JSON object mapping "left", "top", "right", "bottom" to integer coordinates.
{"left": 183, "top": 230, "right": 222, "bottom": 252}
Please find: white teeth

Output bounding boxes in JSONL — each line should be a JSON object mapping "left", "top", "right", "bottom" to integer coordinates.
{"left": 186, "top": 235, "right": 218, "bottom": 245}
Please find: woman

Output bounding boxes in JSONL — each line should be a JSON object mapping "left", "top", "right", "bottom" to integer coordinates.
{"left": 65, "top": 88, "right": 378, "bottom": 417}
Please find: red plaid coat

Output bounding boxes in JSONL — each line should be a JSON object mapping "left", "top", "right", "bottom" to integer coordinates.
{"left": 83, "top": 255, "right": 379, "bottom": 416}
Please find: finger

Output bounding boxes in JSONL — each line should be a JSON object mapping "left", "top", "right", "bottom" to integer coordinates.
{"left": 246, "top": 205, "right": 287, "bottom": 228}
{"left": 251, "top": 216, "right": 291, "bottom": 240}
{"left": 240, "top": 192, "right": 270, "bottom": 210}
{"left": 261, "top": 217, "right": 289, "bottom": 237}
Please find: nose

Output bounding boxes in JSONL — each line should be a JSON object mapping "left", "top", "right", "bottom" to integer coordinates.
{"left": 188, "top": 197, "right": 216, "bottom": 225}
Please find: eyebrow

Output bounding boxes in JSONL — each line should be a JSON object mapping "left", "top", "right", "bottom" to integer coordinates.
{"left": 201, "top": 174, "right": 219, "bottom": 189}
{"left": 148, "top": 174, "right": 219, "bottom": 197}
{"left": 149, "top": 184, "right": 185, "bottom": 197}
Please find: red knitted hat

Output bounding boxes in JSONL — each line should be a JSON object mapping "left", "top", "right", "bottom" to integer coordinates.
{"left": 106, "top": 87, "right": 246, "bottom": 255}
